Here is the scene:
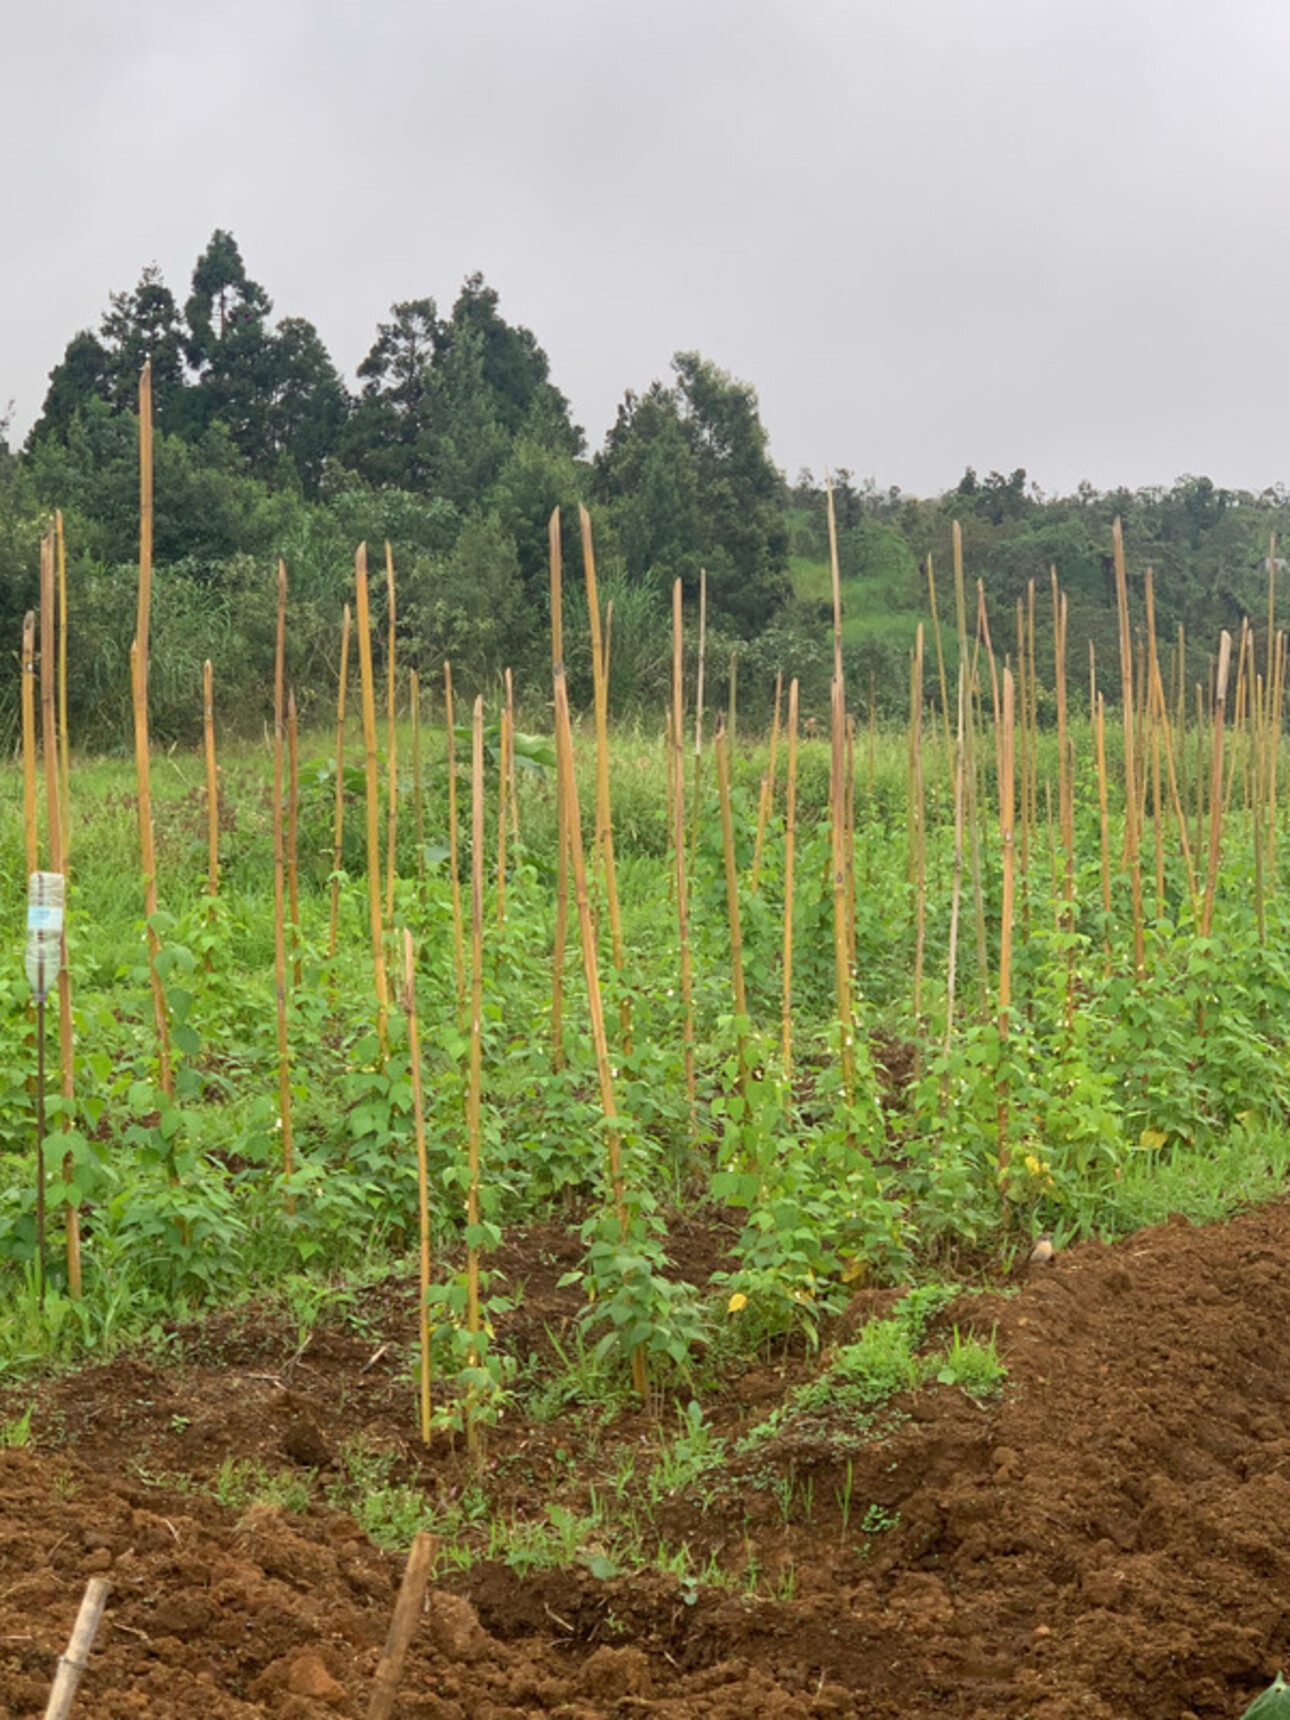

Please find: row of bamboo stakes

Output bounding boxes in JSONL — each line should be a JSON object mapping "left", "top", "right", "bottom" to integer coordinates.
{"left": 22, "top": 362, "right": 1286, "bottom": 1422}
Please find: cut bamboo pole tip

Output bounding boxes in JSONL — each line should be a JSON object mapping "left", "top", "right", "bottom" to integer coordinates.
{"left": 366, "top": 1534, "right": 437, "bottom": 1720}
{"left": 43, "top": 1576, "right": 109, "bottom": 1720}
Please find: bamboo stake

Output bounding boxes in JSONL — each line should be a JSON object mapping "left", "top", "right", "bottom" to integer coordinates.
{"left": 466, "top": 696, "right": 485, "bottom": 1451}
{"left": 1026, "top": 578, "right": 1038, "bottom": 888}
{"left": 1112, "top": 520, "right": 1145, "bottom": 976}
{"left": 750, "top": 671, "right": 782, "bottom": 894}
{"left": 328, "top": 606, "right": 351, "bottom": 961}
{"left": 1144, "top": 572, "right": 1165, "bottom": 917}
{"left": 715, "top": 721, "right": 749, "bottom": 1098}
{"left": 355, "top": 547, "right": 389, "bottom": 1051}
{"left": 203, "top": 662, "right": 219, "bottom": 898}
{"left": 1018, "top": 602, "right": 1031, "bottom": 913}
{"left": 495, "top": 697, "right": 509, "bottom": 927}
{"left": 1200, "top": 631, "right": 1233, "bottom": 939}
{"left": 953, "top": 523, "right": 990, "bottom": 1014}
{"left": 1204, "top": 681, "right": 1210, "bottom": 866}
{"left": 1147, "top": 623, "right": 1198, "bottom": 913}
{"left": 272, "top": 561, "right": 295, "bottom": 1201}
{"left": 505, "top": 667, "right": 520, "bottom": 842}
{"left": 910, "top": 625, "right": 926, "bottom": 1038}
{"left": 1269, "top": 630, "right": 1285, "bottom": 886}
{"left": 781, "top": 678, "right": 799, "bottom": 1090}
{"left": 133, "top": 364, "right": 172, "bottom": 1102}
{"left": 400, "top": 930, "right": 433, "bottom": 1444}
{"left": 1095, "top": 692, "right": 1112, "bottom": 973}
{"left": 137, "top": 361, "right": 153, "bottom": 670}
{"left": 42, "top": 1575, "right": 110, "bottom": 1720}
{"left": 689, "top": 567, "right": 707, "bottom": 871}
{"left": 55, "top": 510, "right": 70, "bottom": 861}
{"left": 22, "top": 613, "right": 37, "bottom": 876}
{"left": 727, "top": 650, "right": 738, "bottom": 739}
{"left": 1254, "top": 672, "right": 1267, "bottom": 946}
{"left": 671, "top": 580, "right": 696, "bottom": 1123}
{"left": 1268, "top": 533, "right": 1278, "bottom": 697}
{"left": 845, "top": 713, "right": 857, "bottom": 975}
{"left": 944, "top": 664, "right": 968, "bottom": 1071}
{"left": 365, "top": 1533, "right": 437, "bottom": 1720}
{"left": 997, "top": 667, "right": 1016, "bottom": 1183}
{"left": 444, "top": 662, "right": 466, "bottom": 1028}
{"left": 826, "top": 478, "right": 855, "bottom": 1105}
{"left": 926, "top": 552, "right": 953, "bottom": 772}
{"left": 411, "top": 669, "right": 424, "bottom": 896}
{"left": 580, "top": 505, "right": 630, "bottom": 1052}
{"left": 288, "top": 689, "right": 302, "bottom": 988}
{"left": 551, "top": 669, "right": 645, "bottom": 1397}
{"left": 867, "top": 671, "right": 876, "bottom": 795}
{"left": 385, "top": 542, "right": 398, "bottom": 922}
{"left": 549, "top": 510, "right": 569, "bottom": 1071}
{"left": 41, "top": 531, "right": 79, "bottom": 1297}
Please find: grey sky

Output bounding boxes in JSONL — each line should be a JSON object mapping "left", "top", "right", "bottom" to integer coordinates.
{"left": 5, "top": 0, "right": 1288, "bottom": 496}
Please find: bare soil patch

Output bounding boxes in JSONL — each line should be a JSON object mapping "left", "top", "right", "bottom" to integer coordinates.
{"left": 4, "top": 1204, "right": 1290, "bottom": 1718}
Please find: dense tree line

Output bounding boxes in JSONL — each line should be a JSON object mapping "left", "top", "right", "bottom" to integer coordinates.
{"left": 3, "top": 229, "right": 1289, "bottom": 744}
{"left": 1, "top": 231, "right": 790, "bottom": 741}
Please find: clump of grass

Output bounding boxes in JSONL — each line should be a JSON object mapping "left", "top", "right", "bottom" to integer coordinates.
{"left": 212, "top": 1455, "right": 312, "bottom": 1515}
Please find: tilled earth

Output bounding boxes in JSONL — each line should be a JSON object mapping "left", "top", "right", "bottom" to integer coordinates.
{"left": 4, "top": 1204, "right": 1290, "bottom": 1720}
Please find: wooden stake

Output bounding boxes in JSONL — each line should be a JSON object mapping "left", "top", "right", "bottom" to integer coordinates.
{"left": 329, "top": 605, "right": 351, "bottom": 960}
{"left": 355, "top": 547, "right": 389, "bottom": 1051}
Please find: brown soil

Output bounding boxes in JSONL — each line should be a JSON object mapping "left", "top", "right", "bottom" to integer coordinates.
{"left": 4, "top": 1204, "right": 1290, "bottom": 1719}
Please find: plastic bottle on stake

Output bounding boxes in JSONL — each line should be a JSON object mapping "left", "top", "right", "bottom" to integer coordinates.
{"left": 26, "top": 872, "right": 64, "bottom": 1003}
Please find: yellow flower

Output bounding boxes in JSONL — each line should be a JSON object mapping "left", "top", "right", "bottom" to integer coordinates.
{"left": 727, "top": 1292, "right": 748, "bottom": 1314}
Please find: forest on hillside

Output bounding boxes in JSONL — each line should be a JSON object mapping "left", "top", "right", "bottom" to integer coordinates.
{"left": 3, "top": 228, "right": 1289, "bottom": 742}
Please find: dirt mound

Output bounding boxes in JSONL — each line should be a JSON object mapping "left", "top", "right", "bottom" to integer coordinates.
{"left": 6, "top": 1205, "right": 1290, "bottom": 1718}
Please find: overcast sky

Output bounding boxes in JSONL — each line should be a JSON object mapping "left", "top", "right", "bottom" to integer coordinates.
{"left": 5, "top": 0, "right": 1288, "bottom": 496}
